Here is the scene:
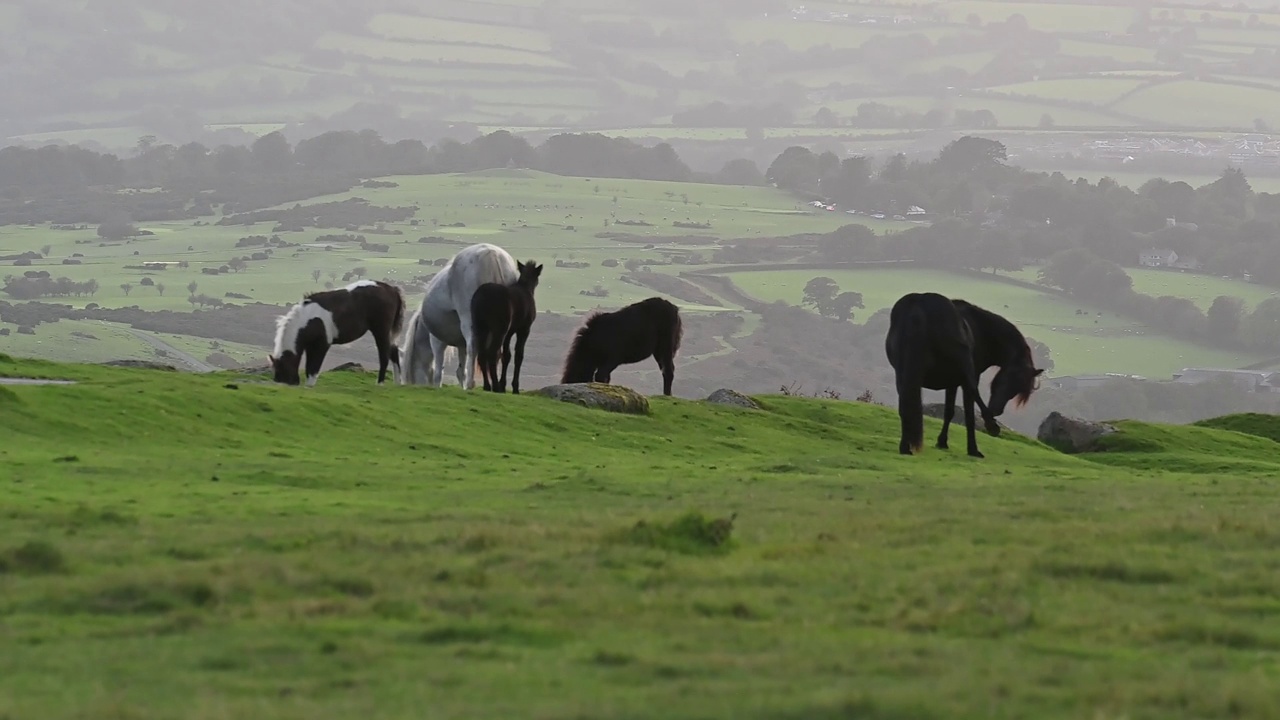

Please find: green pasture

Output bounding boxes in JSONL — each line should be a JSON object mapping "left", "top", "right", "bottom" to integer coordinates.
{"left": 0, "top": 171, "right": 906, "bottom": 316}
{"left": 1113, "top": 81, "right": 1280, "bottom": 129}
{"left": 723, "top": 267, "right": 1266, "bottom": 376}
{"left": 314, "top": 32, "right": 567, "bottom": 68}
{"left": 4, "top": 357, "right": 1280, "bottom": 718}
{"left": 987, "top": 77, "right": 1150, "bottom": 105}
{"left": 366, "top": 14, "right": 554, "bottom": 53}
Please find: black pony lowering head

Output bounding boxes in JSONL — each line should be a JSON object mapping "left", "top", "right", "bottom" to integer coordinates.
{"left": 987, "top": 343, "right": 1043, "bottom": 416}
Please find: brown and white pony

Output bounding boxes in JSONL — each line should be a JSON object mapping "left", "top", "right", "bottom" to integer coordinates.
{"left": 270, "top": 280, "right": 405, "bottom": 387}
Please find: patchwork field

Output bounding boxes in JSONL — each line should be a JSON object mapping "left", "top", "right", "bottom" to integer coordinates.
{"left": 4, "top": 357, "right": 1280, "bottom": 718}
{"left": 723, "top": 267, "right": 1268, "bottom": 377}
{"left": 15, "top": 0, "right": 1280, "bottom": 149}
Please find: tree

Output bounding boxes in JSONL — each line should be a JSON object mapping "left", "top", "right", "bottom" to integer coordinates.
{"left": 352, "top": 266, "right": 368, "bottom": 279}
{"left": 1208, "top": 295, "right": 1246, "bottom": 343}
{"left": 1025, "top": 337, "right": 1055, "bottom": 374}
{"left": 40, "top": 244, "right": 51, "bottom": 257}
{"left": 813, "top": 107, "right": 840, "bottom": 128}
{"left": 311, "top": 269, "right": 322, "bottom": 283}
{"left": 934, "top": 136, "right": 1007, "bottom": 175}
{"left": 228, "top": 257, "right": 248, "bottom": 273}
{"left": 765, "top": 146, "right": 819, "bottom": 193}
{"left": 187, "top": 281, "right": 198, "bottom": 295}
{"left": 715, "top": 158, "right": 764, "bottom": 186}
{"left": 156, "top": 282, "right": 166, "bottom": 296}
{"left": 826, "top": 291, "right": 865, "bottom": 321}
{"left": 85, "top": 279, "right": 99, "bottom": 297}
{"left": 802, "top": 277, "right": 840, "bottom": 312}
{"left": 98, "top": 218, "right": 138, "bottom": 240}
{"left": 120, "top": 283, "right": 133, "bottom": 297}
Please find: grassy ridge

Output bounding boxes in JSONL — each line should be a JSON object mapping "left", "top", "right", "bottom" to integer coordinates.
{"left": 3, "top": 356, "right": 1280, "bottom": 718}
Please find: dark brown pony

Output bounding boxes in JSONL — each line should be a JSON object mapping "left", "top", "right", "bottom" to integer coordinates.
{"left": 561, "top": 296, "right": 683, "bottom": 396}
{"left": 470, "top": 260, "right": 543, "bottom": 394}
{"left": 885, "top": 292, "right": 1042, "bottom": 458}
{"left": 270, "top": 280, "right": 405, "bottom": 387}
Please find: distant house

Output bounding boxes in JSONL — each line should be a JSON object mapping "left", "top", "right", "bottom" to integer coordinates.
{"left": 1053, "top": 374, "right": 1146, "bottom": 391}
{"left": 906, "top": 205, "right": 927, "bottom": 218}
{"left": 1171, "top": 256, "right": 1202, "bottom": 270}
{"left": 1139, "top": 248, "right": 1178, "bottom": 267}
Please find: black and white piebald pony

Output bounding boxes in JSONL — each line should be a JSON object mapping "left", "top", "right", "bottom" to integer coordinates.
{"left": 270, "top": 280, "right": 406, "bottom": 387}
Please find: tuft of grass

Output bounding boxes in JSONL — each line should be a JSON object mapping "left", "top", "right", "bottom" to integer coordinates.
{"left": 612, "top": 510, "right": 737, "bottom": 556}
{"left": 0, "top": 540, "right": 67, "bottom": 575}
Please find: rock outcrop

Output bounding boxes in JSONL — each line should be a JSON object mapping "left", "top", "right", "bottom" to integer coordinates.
{"left": 530, "top": 383, "right": 651, "bottom": 415}
{"left": 704, "top": 388, "right": 761, "bottom": 410}
{"left": 1037, "top": 411, "right": 1117, "bottom": 453}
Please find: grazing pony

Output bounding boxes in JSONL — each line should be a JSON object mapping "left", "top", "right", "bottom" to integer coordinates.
{"left": 471, "top": 260, "right": 543, "bottom": 394}
{"left": 885, "top": 292, "right": 1043, "bottom": 458}
{"left": 398, "top": 243, "right": 518, "bottom": 389}
{"left": 270, "top": 279, "right": 405, "bottom": 387}
{"left": 561, "top": 296, "right": 682, "bottom": 396}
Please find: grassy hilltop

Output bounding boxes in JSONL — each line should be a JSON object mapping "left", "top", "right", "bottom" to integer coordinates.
{"left": 4, "top": 355, "right": 1280, "bottom": 719}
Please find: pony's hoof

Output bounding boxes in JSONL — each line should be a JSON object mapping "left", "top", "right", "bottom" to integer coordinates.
{"left": 968, "top": 450, "right": 985, "bottom": 459}
{"left": 935, "top": 441, "right": 948, "bottom": 450}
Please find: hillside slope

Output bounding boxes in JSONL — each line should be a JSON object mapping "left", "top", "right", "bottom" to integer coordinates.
{"left": 3, "top": 356, "right": 1280, "bottom": 719}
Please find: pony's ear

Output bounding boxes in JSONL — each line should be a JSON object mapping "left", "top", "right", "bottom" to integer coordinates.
{"left": 533, "top": 263, "right": 543, "bottom": 276}
{"left": 517, "top": 261, "right": 525, "bottom": 272}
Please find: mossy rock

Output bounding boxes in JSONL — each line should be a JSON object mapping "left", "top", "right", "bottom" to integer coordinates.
{"left": 530, "top": 383, "right": 651, "bottom": 415}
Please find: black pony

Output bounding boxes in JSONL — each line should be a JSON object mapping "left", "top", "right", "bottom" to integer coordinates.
{"left": 270, "top": 280, "right": 405, "bottom": 387}
{"left": 561, "top": 296, "right": 683, "bottom": 396}
{"left": 885, "top": 292, "right": 1043, "bottom": 458}
{"left": 470, "top": 260, "right": 543, "bottom": 394}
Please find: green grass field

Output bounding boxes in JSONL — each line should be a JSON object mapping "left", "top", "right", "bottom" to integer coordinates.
{"left": 5, "top": 355, "right": 1280, "bottom": 718}
{"left": 724, "top": 267, "right": 1267, "bottom": 376}
{"left": 0, "top": 170, "right": 906, "bottom": 321}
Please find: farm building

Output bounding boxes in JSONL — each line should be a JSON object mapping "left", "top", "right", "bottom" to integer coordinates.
{"left": 1139, "top": 248, "right": 1178, "bottom": 268}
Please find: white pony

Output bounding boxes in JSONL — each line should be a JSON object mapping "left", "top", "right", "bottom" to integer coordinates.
{"left": 399, "top": 243, "right": 518, "bottom": 389}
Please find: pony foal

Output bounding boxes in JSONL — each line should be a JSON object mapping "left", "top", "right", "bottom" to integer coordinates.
{"left": 561, "top": 296, "right": 682, "bottom": 396}
{"left": 885, "top": 291, "right": 1042, "bottom": 458}
{"left": 471, "top": 260, "right": 543, "bottom": 394}
{"left": 270, "top": 280, "right": 405, "bottom": 387}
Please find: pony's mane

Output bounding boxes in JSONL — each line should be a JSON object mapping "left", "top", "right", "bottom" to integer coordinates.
{"left": 560, "top": 312, "right": 604, "bottom": 382}
{"left": 272, "top": 301, "right": 310, "bottom": 357}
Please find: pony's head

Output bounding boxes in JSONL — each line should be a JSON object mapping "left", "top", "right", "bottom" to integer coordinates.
{"left": 987, "top": 345, "right": 1043, "bottom": 416}
{"left": 516, "top": 260, "right": 543, "bottom": 290}
{"left": 560, "top": 319, "right": 599, "bottom": 384}
{"left": 269, "top": 351, "right": 302, "bottom": 385}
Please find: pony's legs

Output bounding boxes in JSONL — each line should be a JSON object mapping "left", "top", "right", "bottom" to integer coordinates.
{"left": 304, "top": 345, "right": 330, "bottom": 388}
{"left": 510, "top": 328, "right": 529, "bottom": 395}
{"left": 937, "top": 385, "right": 957, "bottom": 449}
{"left": 459, "top": 309, "right": 479, "bottom": 390}
{"left": 455, "top": 346, "right": 467, "bottom": 387}
{"left": 496, "top": 329, "right": 514, "bottom": 393}
{"left": 961, "top": 382, "right": 983, "bottom": 458}
{"left": 372, "top": 325, "right": 393, "bottom": 385}
{"left": 654, "top": 347, "right": 676, "bottom": 396}
{"left": 388, "top": 344, "right": 401, "bottom": 385}
{"left": 428, "top": 334, "right": 447, "bottom": 388}
{"left": 594, "top": 365, "right": 614, "bottom": 384}
{"left": 895, "top": 374, "right": 917, "bottom": 455}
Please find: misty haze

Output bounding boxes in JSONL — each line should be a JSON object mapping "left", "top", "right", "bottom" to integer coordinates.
{"left": 4, "top": 0, "right": 1280, "bottom": 717}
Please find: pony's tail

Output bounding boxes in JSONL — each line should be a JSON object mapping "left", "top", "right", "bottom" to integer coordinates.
{"left": 668, "top": 303, "right": 683, "bottom": 356}
{"left": 561, "top": 324, "right": 595, "bottom": 383}
{"left": 390, "top": 288, "right": 407, "bottom": 344}
{"left": 898, "top": 310, "right": 926, "bottom": 454}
